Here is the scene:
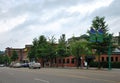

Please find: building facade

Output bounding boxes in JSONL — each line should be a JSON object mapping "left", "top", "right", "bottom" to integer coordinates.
{"left": 5, "top": 45, "right": 32, "bottom": 62}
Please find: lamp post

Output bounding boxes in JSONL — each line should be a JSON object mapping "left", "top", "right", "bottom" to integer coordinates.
{"left": 108, "top": 34, "right": 112, "bottom": 70}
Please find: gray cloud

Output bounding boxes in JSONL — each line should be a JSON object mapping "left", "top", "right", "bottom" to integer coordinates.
{"left": 83, "top": 0, "right": 120, "bottom": 35}
{"left": 91, "top": 0, "right": 120, "bottom": 17}
{"left": 43, "top": 0, "right": 93, "bottom": 9}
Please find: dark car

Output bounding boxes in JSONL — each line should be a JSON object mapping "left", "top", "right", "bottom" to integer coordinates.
{"left": 21, "top": 63, "right": 29, "bottom": 67}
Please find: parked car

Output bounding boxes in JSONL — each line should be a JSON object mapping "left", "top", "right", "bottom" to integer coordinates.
{"left": 29, "top": 62, "right": 41, "bottom": 69}
{"left": 13, "top": 62, "right": 21, "bottom": 68}
{"left": 9, "top": 62, "right": 15, "bottom": 67}
{"left": 0, "top": 64, "right": 5, "bottom": 67}
{"left": 21, "top": 63, "right": 29, "bottom": 67}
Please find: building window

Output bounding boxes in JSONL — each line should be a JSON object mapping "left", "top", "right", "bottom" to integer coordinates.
{"left": 115, "top": 57, "right": 118, "bottom": 62}
{"left": 71, "top": 58, "right": 75, "bottom": 64}
{"left": 102, "top": 57, "right": 104, "bottom": 62}
{"left": 111, "top": 57, "right": 113, "bottom": 62}
{"left": 106, "top": 57, "right": 108, "bottom": 62}
{"left": 67, "top": 59, "right": 70, "bottom": 63}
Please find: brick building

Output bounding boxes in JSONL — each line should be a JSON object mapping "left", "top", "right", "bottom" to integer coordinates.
{"left": 5, "top": 45, "right": 32, "bottom": 62}
{"left": 98, "top": 48, "right": 120, "bottom": 62}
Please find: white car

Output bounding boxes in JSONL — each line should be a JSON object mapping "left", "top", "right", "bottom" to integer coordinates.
{"left": 0, "top": 64, "right": 5, "bottom": 67}
{"left": 13, "top": 63, "right": 21, "bottom": 68}
{"left": 29, "top": 62, "right": 41, "bottom": 69}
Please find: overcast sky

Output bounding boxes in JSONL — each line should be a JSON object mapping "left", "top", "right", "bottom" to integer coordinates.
{"left": 0, "top": 0, "right": 120, "bottom": 50}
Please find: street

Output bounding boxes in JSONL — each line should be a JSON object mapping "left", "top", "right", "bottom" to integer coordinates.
{"left": 0, "top": 67, "right": 120, "bottom": 83}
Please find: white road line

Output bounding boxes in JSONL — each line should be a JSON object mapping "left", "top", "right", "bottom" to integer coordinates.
{"left": 34, "top": 78, "right": 50, "bottom": 83}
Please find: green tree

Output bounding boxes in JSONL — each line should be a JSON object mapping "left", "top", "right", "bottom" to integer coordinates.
{"left": 57, "top": 34, "right": 70, "bottom": 67}
{"left": 3, "top": 55, "right": 11, "bottom": 66}
{"left": 28, "top": 35, "right": 58, "bottom": 67}
{"left": 36, "top": 35, "right": 47, "bottom": 58}
{"left": 88, "top": 16, "right": 112, "bottom": 68}
{"left": 11, "top": 51, "right": 18, "bottom": 61}
{"left": 28, "top": 38, "right": 38, "bottom": 61}
{"left": 0, "top": 55, "right": 4, "bottom": 64}
{"left": 35, "top": 35, "right": 50, "bottom": 67}
{"left": 70, "top": 40, "right": 91, "bottom": 68}
{"left": 47, "top": 36, "right": 57, "bottom": 67}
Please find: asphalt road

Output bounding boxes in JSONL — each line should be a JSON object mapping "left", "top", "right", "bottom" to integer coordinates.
{"left": 0, "top": 67, "right": 120, "bottom": 83}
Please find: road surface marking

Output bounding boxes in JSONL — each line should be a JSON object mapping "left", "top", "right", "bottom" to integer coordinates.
{"left": 34, "top": 78, "right": 50, "bottom": 83}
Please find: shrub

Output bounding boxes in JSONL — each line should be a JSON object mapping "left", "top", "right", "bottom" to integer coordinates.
{"left": 89, "top": 61, "right": 120, "bottom": 68}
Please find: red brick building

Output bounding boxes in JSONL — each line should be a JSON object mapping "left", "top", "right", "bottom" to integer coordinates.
{"left": 38, "top": 55, "right": 86, "bottom": 67}
{"left": 98, "top": 48, "right": 120, "bottom": 62}
{"left": 5, "top": 45, "right": 32, "bottom": 62}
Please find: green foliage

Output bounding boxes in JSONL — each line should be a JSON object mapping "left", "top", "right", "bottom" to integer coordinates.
{"left": 28, "top": 35, "right": 57, "bottom": 64}
{"left": 0, "top": 55, "right": 4, "bottom": 64}
{"left": 47, "top": 36, "right": 57, "bottom": 59}
{"left": 89, "top": 61, "right": 99, "bottom": 67}
{"left": 3, "top": 55, "right": 11, "bottom": 65}
{"left": 28, "top": 35, "right": 48, "bottom": 61}
{"left": 57, "top": 34, "right": 69, "bottom": 57}
{"left": 36, "top": 35, "right": 49, "bottom": 59}
{"left": 0, "top": 55, "right": 11, "bottom": 65}
{"left": 88, "top": 16, "right": 112, "bottom": 54}
{"left": 88, "top": 16, "right": 113, "bottom": 69}
{"left": 11, "top": 51, "right": 18, "bottom": 61}
{"left": 70, "top": 40, "right": 92, "bottom": 68}
{"left": 70, "top": 40, "right": 91, "bottom": 57}
{"left": 28, "top": 46, "right": 37, "bottom": 61}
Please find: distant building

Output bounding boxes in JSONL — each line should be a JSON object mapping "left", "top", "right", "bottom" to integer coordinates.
{"left": 5, "top": 45, "right": 32, "bottom": 62}
{"left": 112, "top": 32, "right": 120, "bottom": 46}
{"left": 0, "top": 51, "right": 5, "bottom": 56}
